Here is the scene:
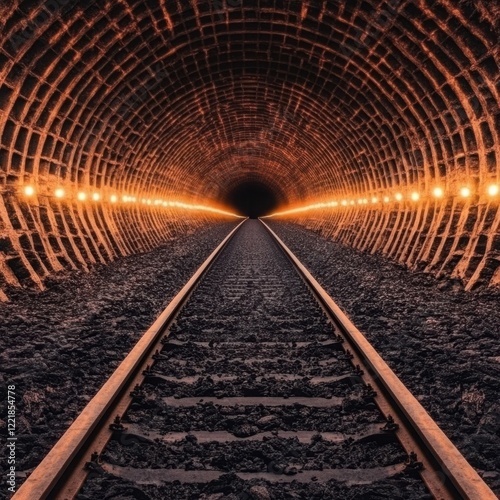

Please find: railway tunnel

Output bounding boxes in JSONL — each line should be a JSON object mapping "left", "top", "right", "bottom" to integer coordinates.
{"left": 1, "top": 1, "right": 500, "bottom": 498}
{"left": 0, "top": 0, "right": 498, "bottom": 298}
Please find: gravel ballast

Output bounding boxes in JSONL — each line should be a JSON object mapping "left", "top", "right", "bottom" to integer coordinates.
{"left": 2, "top": 218, "right": 498, "bottom": 498}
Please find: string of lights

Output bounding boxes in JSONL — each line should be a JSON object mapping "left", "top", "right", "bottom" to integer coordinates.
{"left": 20, "top": 185, "right": 242, "bottom": 218}
{"left": 264, "top": 184, "right": 499, "bottom": 218}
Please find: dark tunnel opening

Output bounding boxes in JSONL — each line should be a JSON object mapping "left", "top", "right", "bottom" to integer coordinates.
{"left": 225, "top": 181, "right": 279, "bottom": 218}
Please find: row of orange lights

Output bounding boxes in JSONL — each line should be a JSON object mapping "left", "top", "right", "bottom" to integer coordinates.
{"left": 23, "top": 185, "right": 126, "bottom": 203}
{"left": 266, "top": 184, "right": 500, "bottom": 217}
{"left": 21, "top": 186, "right": 241, "bottom": 217}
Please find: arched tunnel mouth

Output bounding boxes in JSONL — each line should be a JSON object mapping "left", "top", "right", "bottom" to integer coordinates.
{"left": 225, "top": 181, "right": 279, "bottom": 218}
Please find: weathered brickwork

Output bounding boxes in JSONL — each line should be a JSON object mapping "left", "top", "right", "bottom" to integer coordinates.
{"left": 0, "top": 190, "right": 220, "bottom": 298}
{"left": 0, "top": 1, "right": 498, "bottom": 296}
{"left": 284, "top": 194, "right": 500, "bottom": 290}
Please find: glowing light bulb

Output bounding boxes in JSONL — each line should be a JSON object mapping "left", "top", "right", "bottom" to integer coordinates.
{"left": 77, "top": 192, "right": 87, "bottom": 201}
{"left": 350, "top": 200, "right": 355, "bottom": 205}
{"left": 362, "top": 198, "right": 368, "bottom": 204}
{"left": 24, "top": 186, "right": 35, "bottom": 196}
{"left": 341, "top": 200, "right": 347, "bottom": 206}
{"left": 371, "top": 197, "right": 378, "bottom": 204}
{"left": 55, "top": 188, "right": 65, "bottom": 198}
{"left": 383, "top": 196, "right": 390, "bottom": 203}
{"left": 460, "top": 187, "right": 471, "bottom": 198}
{"left": 92, "top": 193, "right": 100, "bottom": 201}
{"left": 411, "top": 192, "right": 420, "bottom": 201}
{"left": 358, "top": 199, "right": 363, "bottom": 205}
{"left": 395, "top": 193, "right": 403, "bottom": 201}
{"left": 432, "top": 187, "right": 444, "bottom": 198}
{"left": 487, "top": 184, "right": 499, "bottom": 196}
{"left": 110, "top": 194, "right": 118, "bottom": 203}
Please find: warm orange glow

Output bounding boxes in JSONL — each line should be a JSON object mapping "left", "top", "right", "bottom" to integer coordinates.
{"left": 460, "top": 187, "right": 471, "bottom": 198}
{"left": 432, "top": 187, "right": 444, "bottom": 198}
{"left": 24, "top": 185, "right": 35, "bottom": 196}
{"left": 487, "top": 184, "right": 499, "bottom": 196}
{"left": 17, "top": 185, "right": 237, "bottom": 217}
{"left": 264, "top": 182, "right": 492, "bottom": 219}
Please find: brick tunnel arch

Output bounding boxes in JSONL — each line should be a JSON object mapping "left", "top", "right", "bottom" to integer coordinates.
{"left": 0, "top": 0, "right": 499, "bottom": 299}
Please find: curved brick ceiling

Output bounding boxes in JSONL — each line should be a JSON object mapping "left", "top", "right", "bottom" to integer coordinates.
{"left": 0, "top": 0, "right": 499, "bottom": 210}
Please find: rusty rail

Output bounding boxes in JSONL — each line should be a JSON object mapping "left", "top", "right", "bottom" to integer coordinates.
{"left": 261, "top": 219, "right": 497, "bottom": 500}
{"left": 12, "top": 219, "right": 246, "bottom": 500}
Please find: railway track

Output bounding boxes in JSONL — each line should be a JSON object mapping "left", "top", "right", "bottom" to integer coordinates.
{"left": 13, "top": 220, "right": 496, "bottom": 499}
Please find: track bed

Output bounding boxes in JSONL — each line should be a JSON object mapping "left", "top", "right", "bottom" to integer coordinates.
{"left": 78, "top": 220, "right": 429, "bottom": 499}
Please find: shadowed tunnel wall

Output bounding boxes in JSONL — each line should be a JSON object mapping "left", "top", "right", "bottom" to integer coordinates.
{"left": 0, "top": 1, "right": 499, "bottom": 299}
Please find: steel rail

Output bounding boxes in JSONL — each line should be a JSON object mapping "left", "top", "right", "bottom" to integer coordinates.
{"left": 261, "top": 219, "right": 497, "bottom": 500}
{"left": 12, "top": 219, "right": 246, "bottom": 500}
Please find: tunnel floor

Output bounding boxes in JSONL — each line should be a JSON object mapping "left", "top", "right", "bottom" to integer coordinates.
{"left": 0, "top": 221, "right": 499, "bottom": 495}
